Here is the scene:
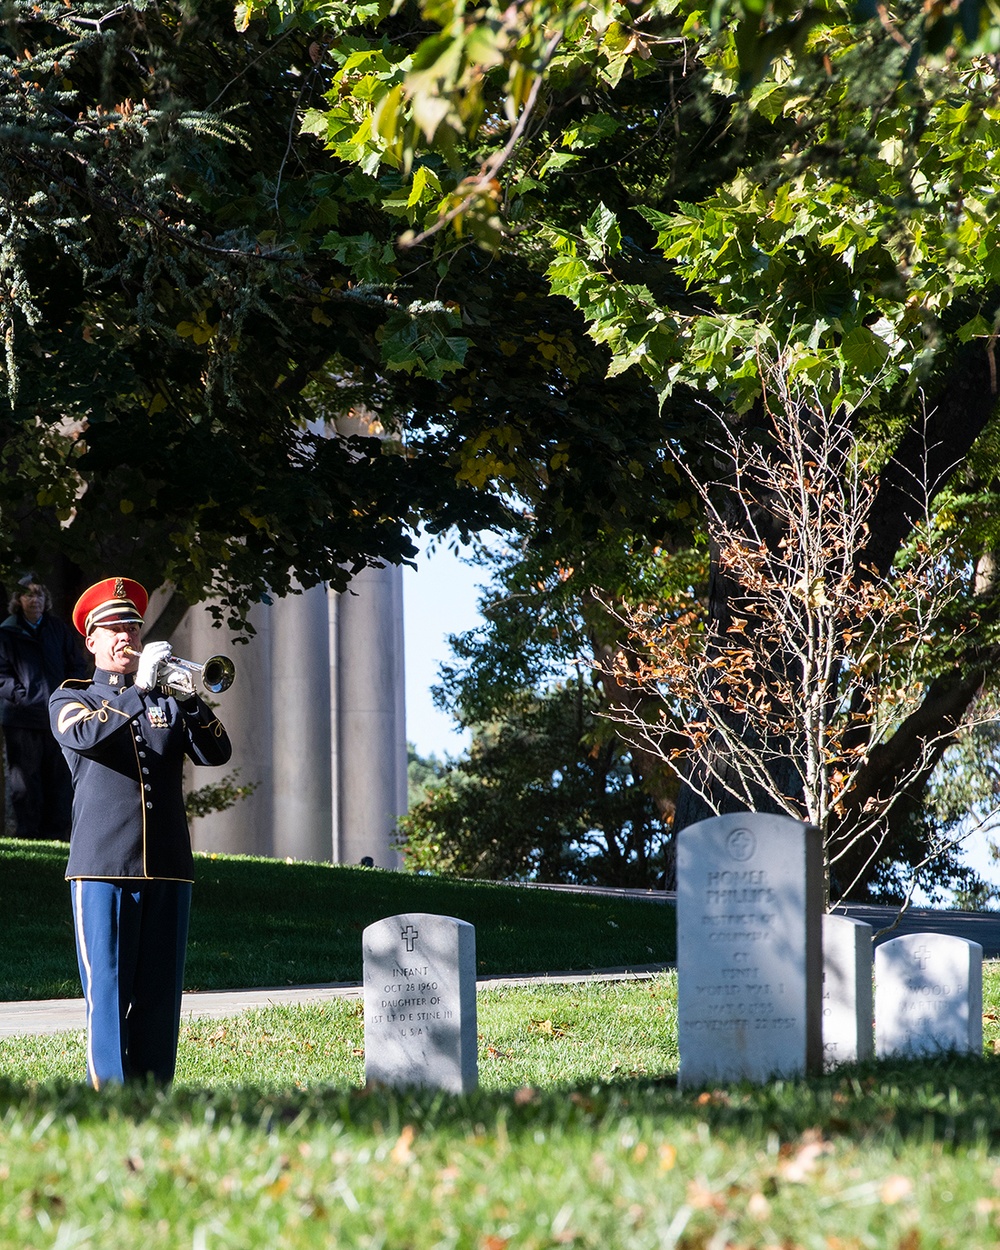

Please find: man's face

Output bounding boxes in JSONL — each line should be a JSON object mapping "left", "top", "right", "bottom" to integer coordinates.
{"left": 86, "top": 623, "right": 141, "bottom": 673}
{"left": 18, "top": 585, "right": 45, "bottom": 625}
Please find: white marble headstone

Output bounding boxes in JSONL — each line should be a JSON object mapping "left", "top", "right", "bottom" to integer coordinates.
{"left": 875, "top": 933, "right": 983, "bottom": 1059}
{"left": 363, "top": 912, "right": 478, "bottom": 1093}
{"left": 822, "top": 913, "right": 873, "bottom": 1067}
{"left": 677, "top": 812, "right": 824, "bottom": 1087}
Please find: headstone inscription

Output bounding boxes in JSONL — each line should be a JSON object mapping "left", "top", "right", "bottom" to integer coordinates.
{"left": 363, "top": 912, "right": 478, "bottom": 1093}
{"left": 875, "top": 933, "right": 983, "bottom": 1059}
{"left": 822, "top": 913, "right": 874, "bottom": 1067}
{"left": 677, "top": 812, "right": 824, "bottom": 1087}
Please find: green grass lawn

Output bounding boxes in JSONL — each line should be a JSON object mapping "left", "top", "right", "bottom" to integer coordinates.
{"left": 0, "top": 839, "right": 675, "bottom": 1000}
{"left": 4, "top": 971, "right": 1000, "bottom": 1247}
{"left": 7, "top": 840, "right": 1000, "bottom": 1248}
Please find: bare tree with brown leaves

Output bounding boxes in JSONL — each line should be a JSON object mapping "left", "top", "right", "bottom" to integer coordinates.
{"left": 603, "top": 362, "right": 1000, "bottom": 904}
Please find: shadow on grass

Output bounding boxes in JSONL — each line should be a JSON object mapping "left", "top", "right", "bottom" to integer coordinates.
{"left": 3, "top": 1053, "right": 1000, "bottom": 1148}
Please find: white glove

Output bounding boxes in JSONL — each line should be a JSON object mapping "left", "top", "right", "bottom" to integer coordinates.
{"left": 135, "top": 640, "right": 173, "bottom": 692}
{"left": 162, "top": 667, "right": 196, "bottom": 702}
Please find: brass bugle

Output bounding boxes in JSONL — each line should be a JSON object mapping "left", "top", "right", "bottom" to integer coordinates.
{"left": 123, "top": 647, "right": 237, "bottom": 694}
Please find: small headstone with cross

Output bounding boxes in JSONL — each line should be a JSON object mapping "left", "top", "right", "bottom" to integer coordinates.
{"left": 363, "top": 912, "right": 478, "bottom": 1093}
{"left": 875, "top": 932, "right": 983, "bottom": 1058}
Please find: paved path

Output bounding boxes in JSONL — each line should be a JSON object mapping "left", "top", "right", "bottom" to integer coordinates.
{"left": 0, "top": 964, "right": 672, "bottom": 1040}
{"left": 522, "top": 883, "right": 1000, "bottom": 957}
{"left": 831, "top": 903, "right": 1000, "bottom": 956}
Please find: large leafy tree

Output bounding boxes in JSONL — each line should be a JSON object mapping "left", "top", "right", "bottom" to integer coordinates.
{"left": 0, "top": 0, "right": 683, "bottom": 638}
{"left": 400, "top": 530, "right": 687, "bottom": 884}
{"left": 0, "top": 0, "right": 424, "bottom": 624}
{"left": 400, "top": 676, "right": 672, "bottom": 885}
{"left": 304, "top": 0, "right": 1000, "bottom": 898}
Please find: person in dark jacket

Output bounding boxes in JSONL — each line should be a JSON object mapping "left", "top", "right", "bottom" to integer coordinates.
{"left": 0, "top": 573, "right": 88, "bottom": 839}
{"left": 49, "top": 576, "right": 232, "bottom": 1087}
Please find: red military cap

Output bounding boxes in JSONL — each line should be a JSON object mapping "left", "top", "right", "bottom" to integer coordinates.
{"left": 72, "top": 577, "right": 149, "bottom": 636}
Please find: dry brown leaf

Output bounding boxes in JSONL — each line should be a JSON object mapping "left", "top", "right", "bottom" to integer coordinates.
{"left": 879, "top": 1175, "right": 913, "bottom": 1205}
{"left": 778, "top": 1133, "right": 832, "bottom": 1183}
{"left": 391, "top": 1124, "right": 416, "bottom": 1165}
{"left": 686, "top": 1178, "right": 727, "bottom": 1213}
{"left": 659, "top": 1142, "right": 678, "bottom": 1172}
{"left": 747, "top": 1192, "right": 771, "bottom": 1220}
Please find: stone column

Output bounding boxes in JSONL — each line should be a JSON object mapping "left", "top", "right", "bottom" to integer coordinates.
{"left": 173, "top": 601, "right": 274, "bottom": 857}
{"left": 175, "top": 559, "right": 406, "bottom": 867}
{"left": 334, "top": 563, "right": 406, "bottom": 868}
{"left": 270, "top": 583, "right": 333, "bottom": 861}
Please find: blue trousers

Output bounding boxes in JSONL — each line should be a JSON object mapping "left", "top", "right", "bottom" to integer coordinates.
{"left": 70, "top": 879, "right": 192, "bottom": 1088}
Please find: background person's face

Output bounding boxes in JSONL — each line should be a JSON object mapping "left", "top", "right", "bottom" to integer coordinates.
{"left": 18, "top": 586, "right": 45, "bottom": 624}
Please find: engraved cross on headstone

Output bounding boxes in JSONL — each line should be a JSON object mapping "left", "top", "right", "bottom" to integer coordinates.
{"left": 401, "top": 924, "right": 419, "bottom": 952}
{"left": 914, "top": 944, "right": 931, "bottom": 969}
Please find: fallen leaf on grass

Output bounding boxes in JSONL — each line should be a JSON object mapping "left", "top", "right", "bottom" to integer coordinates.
{"left": 530, "top": 1018, "right": 567, "bottom": 1038}
{"left": 687, "top": 1179, "right": 729, "bottom": 1213}
{"left": 391, "top": 1125, "right": 416, "bottom": 1165}
{"left": 778, "top": 1132, "right": 832, "bottom": 1182}
{"left": 879, "top": 1175, "right": 913, "bottom": 1205}
{"left": 896, "top": 1228, "right": 921, "bottom": 1250}
{"left": 659, "top": 1143, "right": 678, "bottom": 1172}
{"left": 747, "top": 1192, "right": 771, "bottom": 1219}
{"left": 481, "top": 1237, "right": 509, "bottom": 1250}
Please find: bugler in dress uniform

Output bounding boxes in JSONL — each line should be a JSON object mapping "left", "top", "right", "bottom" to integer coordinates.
{"left": 49, "top": 577, "right": 232, "bottom": 1087}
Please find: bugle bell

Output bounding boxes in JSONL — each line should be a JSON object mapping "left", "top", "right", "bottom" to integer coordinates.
{"left": 167, "top": 653, "right": 237, "bottom": 695}
{"left": 124, "top": 647, "right": 237, "bottom": 695}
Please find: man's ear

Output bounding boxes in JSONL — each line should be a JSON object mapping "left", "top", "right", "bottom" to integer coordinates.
{"left": 85, "top": 634, "right": 96, "bottom": 655}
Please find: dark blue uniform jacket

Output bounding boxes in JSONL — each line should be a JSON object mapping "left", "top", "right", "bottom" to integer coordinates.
{"left": 49, "top": 669, "right": 232, "bottom": 881}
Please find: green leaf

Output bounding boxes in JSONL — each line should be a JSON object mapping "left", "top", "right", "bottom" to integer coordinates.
{"left": 840, "top": 326, "right": 891, "bottom": 374}
{"left": 957, "top": 314, "right": 992, "bottom": 343}
{"left": 585, "top": 203, "right": 621, "bottom": 255}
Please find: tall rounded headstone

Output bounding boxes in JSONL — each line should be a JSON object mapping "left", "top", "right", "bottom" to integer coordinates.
{"left": 677, "top": 812, "right": 824, "bottom": 1087}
